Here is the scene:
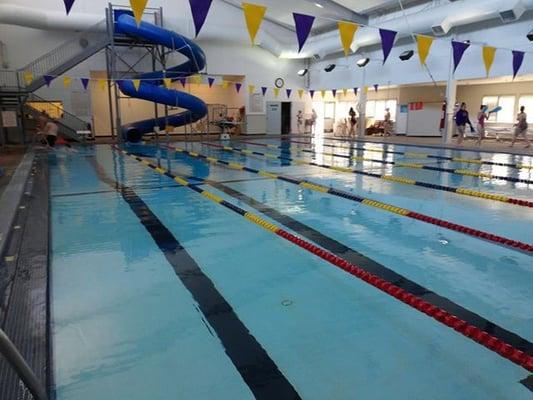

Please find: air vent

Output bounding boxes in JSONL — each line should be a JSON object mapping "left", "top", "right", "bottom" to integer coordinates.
{"left": 431, "top": 25, "right": 446, "bottom": 36}
{"left": 499, "top": 2, "right": 526, "bottom": 23}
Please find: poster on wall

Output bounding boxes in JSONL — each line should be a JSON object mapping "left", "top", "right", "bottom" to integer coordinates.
{"left": 1, "top": 111, "right": 17, "bottom": 127}
{"left": 249, "top": 92, "right": 265, "bottom": 114}
{"left": 71, "top": 90, "right": 91, "bottom": 118}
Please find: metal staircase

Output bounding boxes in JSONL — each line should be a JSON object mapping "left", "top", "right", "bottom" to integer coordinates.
{"left": 0, "top": 19, "right": 109, "bottom": 143}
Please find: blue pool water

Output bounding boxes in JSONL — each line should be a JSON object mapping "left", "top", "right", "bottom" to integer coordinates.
{"left": 49, "top": 139, "right": 532, "bottom": 399}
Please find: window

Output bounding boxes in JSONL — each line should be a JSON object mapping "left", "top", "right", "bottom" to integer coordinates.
{"left": 518, "top": 96, "right": 533, "bottom": 121}
{"left": 481, "top": 95, "right": 515, "bottom": 123}
{"left": 365, "top": 99, "right": 397, "bottom": 120}
{"left": 324, "top": 102, "right": 335, "bottom": 119}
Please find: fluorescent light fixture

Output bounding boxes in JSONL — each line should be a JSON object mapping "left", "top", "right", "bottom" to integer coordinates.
{"left": 356, "top": 58, "right": 369, "bottom": 67}
{"left": 324, "top": 64, "right": 336, "bottom": 72}
{"left": 315, "top": 2, "right": 324, "bottom": 8}
{"left": 297, "top": 69, "right": 309, "bottom": 76}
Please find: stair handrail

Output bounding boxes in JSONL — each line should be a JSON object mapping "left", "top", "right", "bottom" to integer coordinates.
{"left": 26, "top": 93, "right": 88, "bottom": 128}
{"left": 0, "top": 328, "right": 48, "bottom": 400}
{"left": 17, "top": 19, "right": 108, "bottom": 83}
{"left": 0, "top": 69, "right": 20, "bottom": 90}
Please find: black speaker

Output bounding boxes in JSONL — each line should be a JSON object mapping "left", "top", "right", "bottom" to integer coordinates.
{"left": 528, "top": 30, "right": 533, "bottom": 42}
{"left": 399, "top": 50, "right": 414, "bottom": 61}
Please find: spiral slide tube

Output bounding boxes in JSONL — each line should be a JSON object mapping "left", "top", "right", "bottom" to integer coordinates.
{"left": 115, "top": 14, "right": 208, "bottom": 142}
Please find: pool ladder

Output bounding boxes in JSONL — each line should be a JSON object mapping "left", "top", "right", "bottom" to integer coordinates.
{"left": 0, "top": 328, "right": 48, "bottom": 400}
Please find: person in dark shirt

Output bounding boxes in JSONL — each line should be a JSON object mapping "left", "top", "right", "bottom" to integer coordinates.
{"left": 455, "top": 102, "right": 474, "bottom": 145}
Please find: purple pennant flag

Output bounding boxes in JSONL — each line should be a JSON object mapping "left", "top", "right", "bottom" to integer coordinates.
{"left": 63, "top": 0, "right": 75, "bottom": 14}
{"left": 81, "top": 78, "right": 89, "bottom": 90}
{"left": 188, "top": 0, "right": 213, "bottom": 37}
{"left": 451, "top": 41, "right": 470, "bottom": 73}
{"left": 353, "top": 87, "right": 358, "bottom": 95}
{"left": 379, "top": 29, "right": 397, "bottom": 64}
{"left": 178, "top": 77, "right": 186, "bottom": 87}
{"left": 208, "top": 77, "right": 215, "bottom": 87}
{"left": 261, "top": 87, "right": 267, "bottom": 96}
{"left": 309, "top": 89, "right": 315, "bottom": 98}
{"left": 293, "top": 13, "right": 315, "bottom": 53}
{"left": 235, "top": 83, "right": 242, "bottom": 93}
{"left": 286, "top": 89, "right": 292, "bottom": 98}
{"left": 332, "top": 89, "right": 337, "bottom": 98}
{"left": 44, "top": 75, "right": 54, "bottom": 87}
{"left": 374, "top": 84, "right": 379, "bottom": 92}
{"left": 512, "top": 50, "right": 525, "bottom": 80}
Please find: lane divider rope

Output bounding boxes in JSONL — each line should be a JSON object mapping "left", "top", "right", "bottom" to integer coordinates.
{"left": 113, "top": 145, "right": 533, "bottom": 373}
{"left": 243, "top": 138, "right": 533, "bottom": 170}
{"left": 167, "top": 144, "right": 533, "bottom": 254}
{"left": 203, "top": 142, "right": 532, "bottom": 208}
{"left": 239, "top": 139, "right": 533, "bottom": 185}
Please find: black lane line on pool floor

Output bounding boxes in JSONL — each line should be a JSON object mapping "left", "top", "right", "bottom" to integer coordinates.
{"left": 205, "top": 181, "right": 533, "bottom": 358}
{"left": 88, "top": 157, "right": 302, "bottom": 400}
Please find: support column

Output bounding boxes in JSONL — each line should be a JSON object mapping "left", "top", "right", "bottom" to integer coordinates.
{"left": 357, "top": 67, "right": 367, "bottom": 138}
{"left": 443, "top": 45, "right": 457, "bottom": 144}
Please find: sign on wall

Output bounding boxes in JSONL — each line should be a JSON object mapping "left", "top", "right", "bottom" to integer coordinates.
{"left": 249, "top": 92, "right": 265, "bottom": 114}
{"left": 1, "top": 111, "right": 17, "bottom": 127}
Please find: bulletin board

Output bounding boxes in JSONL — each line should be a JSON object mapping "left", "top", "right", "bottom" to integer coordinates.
{"left": 405, "top": 101, "right": 442, "bottom": 136}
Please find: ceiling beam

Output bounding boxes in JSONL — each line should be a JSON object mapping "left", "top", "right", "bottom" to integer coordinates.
{"left": 307, "top": 0, "right": 369, "bottom": 25}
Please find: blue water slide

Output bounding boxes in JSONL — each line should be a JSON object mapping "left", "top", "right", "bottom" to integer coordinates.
{"left": 115, "top": 14, "right": 208, "bottom": 142}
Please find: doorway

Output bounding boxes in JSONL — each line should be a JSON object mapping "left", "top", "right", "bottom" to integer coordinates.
{"left": 281, "top": 102, "right": 292, "bottom": 134}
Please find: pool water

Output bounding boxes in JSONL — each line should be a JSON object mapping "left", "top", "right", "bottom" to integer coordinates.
{"left": 49, "top": 138, "right": 533, "bottom": 400}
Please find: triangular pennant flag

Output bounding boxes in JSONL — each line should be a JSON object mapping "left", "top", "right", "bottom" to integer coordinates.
{"left": 353, "top": 87, "right": 358, "bottom": 96}
{"left": 416, "top": 35, "right": 434, "bottom": 65}
{"left": 364, "top": 86, "right": 369, "bottom": 94}
{"left": 63, "top": 0, "right": 75, "bottom": 15}
{"left": 81, "top": 78, "right": 89, "bottom": 90}
{"left": 261, "top": 86, "right": 267, "bottom": 96}
{"left": 321, "top": 90, "right": 326, "bottom": 99}
{"left": 98, "top": 79, "right": 107, "bottom": 91}
{"left": 23, "top": 71, "right": 33, "bottom": 86}
{"left": 242, "top": 2, "right": 267, "bottom": 45}
{"left": 338, "top": 21, "right": 358, "bottom": 57}
{"left": 188, "top": 0, "right": 213, "bottom": 37}
{"left": 274, "top": 88, "right": 280, "bottom": 97}
{"left": 191, "top": 75, "right": 203, "bottom": 84}
{"left": 178, "top": 77, "right": 187, "bottom": 87}
{"left": 63, "top": 76, "right": 72, "bottom": 88}
{"left": 512, "top": 50, "right": 525, "bottom": 80}
{"left": 235, "top": 82, "right": 242, "bottom": 93}
{"left": 309, "top": 89, "right": 315, "bottom": 98}
{"left": 332, "top": 89, "right": 337, "bottom": 97}
{"left": 286, "top": 89, "right": 292, "bottom": 98}
{"left": 452, "top": 41, "right": 470, "bottom": 73}
{"left": 133, "top": 79, "right": 141, "bottom": 91}
{"left": 130, "top": 0, "right": 148, "bottom": 26}
{"left": 379, "top": 29, "right": 397, "bottom": 64}
{"left": 163, "top": 78, "right": 172, "bottom": 88}
{"left": 482, "top": 46, "right": 496, "bottom": 76}
{"left": 248, "top": 84, "right": 255, "bottom": 94}
{"left": 293, "top": 13, "right": 315, "bottom": 53}
{"left": 373, "top": 84, "right": 379, "bottom": 92}
{"left": 44, "top": 75, "right": 55, "bottom": 87}
{"left": 222, "top": 80, "right": 230, "bottom": 89}
{"left": 343, "top": 88, "right": 348, "bottom": 97}
{"left": 298, "top": 89, "right": 304, "bottom": 99}
{"left": 208, "top": 77, "right": 215, "bottom": 87}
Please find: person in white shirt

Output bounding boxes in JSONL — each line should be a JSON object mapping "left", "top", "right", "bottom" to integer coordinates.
{"left": 44, "top": 120, "right": 59, "bottom": 147}
{"left": 511, "top": 106, "right": 531, "bottom": 148}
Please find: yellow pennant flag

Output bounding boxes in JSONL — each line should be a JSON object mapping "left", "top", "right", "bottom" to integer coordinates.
{"left": 364, "top": 86, "right": 369, "bottom": 94}
{"left": 338, "top": 21, "right": 359, "bottom": 57}
{"left": 482, "top": 46, "right": 496, "bottom": 76}
{"left": 63, "top": 76, "right": 72, "bottom": 88}
{"left": 343, "top": 88, "right": 348, "bottom": 97}
{"left": 132, "top": 79, "right": 141, "bottom": 91}
{"left": 222, "top": 80, "right": 230, "bottom": 89}
{"left": 98, "top": 79, "right": 107, "bottom": 91}
{"left": 163, "top": 78, "right": 172, "bottom": 88}
{"left": 23, "top": 71, "right": 33, "bottom": 86}
{"left": 191, "top": 75, "right": 202, "bottom": 84}
{"left": 130, "top": 0, "right": 148, "bottom": 26}
{"left": 298, "top": 89, "right": 304, "bottom": 99}
{"left": 416, "top": 35, "right": 434, "bottom": 65}
{"left": 248, "top": 84, "right": 255, "bottom": 94}
{"left": 242, "top": 2, "right": 267, "bottom": 45}
{"left": 321, "top": 90, "right": 326, "bottom": 99}
{"left": 273, "top": 87, "right": 280, "bottom": 98}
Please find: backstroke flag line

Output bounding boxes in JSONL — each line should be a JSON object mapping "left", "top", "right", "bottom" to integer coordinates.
{"left": 242, "top": 2, "right": 267, "bottom": 45}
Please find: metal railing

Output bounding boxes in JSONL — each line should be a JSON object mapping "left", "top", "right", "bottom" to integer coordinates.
{"left": 0, "top": 69, "right": 19, "bottom": 91}
{"left": 0, "top": 328, "right": 48, "bottom": 400}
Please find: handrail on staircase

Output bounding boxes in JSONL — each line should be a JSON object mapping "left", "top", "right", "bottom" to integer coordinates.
{"left": 0, "top": 328, "right": 48, "bottom": 400}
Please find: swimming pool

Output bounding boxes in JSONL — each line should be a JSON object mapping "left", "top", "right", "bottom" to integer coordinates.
{"left": 49, "top": 138, "right": 533, "bottom": 399}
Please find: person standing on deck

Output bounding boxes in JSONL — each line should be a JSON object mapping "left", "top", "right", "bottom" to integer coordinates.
{"left": 511, "top": 106, "right": 531, "bottom": 148}
{"left": 476, "top": 105, "right": 489, "bottom": 146}
{"left": 455, "top": 102, "right": 473, "bottom": 145}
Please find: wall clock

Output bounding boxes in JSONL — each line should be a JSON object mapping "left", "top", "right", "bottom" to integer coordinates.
{"left": 274, "top": 78, "right": 285, "bottom": 88}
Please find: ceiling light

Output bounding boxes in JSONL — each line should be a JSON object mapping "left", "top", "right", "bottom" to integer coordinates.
{"left": 315, "top": 3, "right": 324, "bottom": 8}
{"left": 399, "top": 50, "right": 414, "bottom": 61}
{"left": 324, "top": 64, "right": 336, "bottom": 72}
{"left": 356, "top": 58, "right": 369, "bottom": 68}
{"left": 297, "top": 69, "right": 309, "bottom": 76}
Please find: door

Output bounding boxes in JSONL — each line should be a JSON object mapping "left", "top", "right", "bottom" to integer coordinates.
{"left": 266, "top": 102, "right": 282, "bottom": 134}
{"left": 281, "top": 102, "right": 292, "bottom": 134}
